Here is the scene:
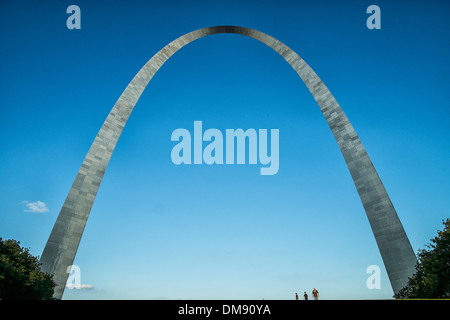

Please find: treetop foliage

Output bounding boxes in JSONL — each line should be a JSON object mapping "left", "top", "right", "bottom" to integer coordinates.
{"left": 395, "top": 219, "right": 450, "bottom": 299}
{"left": 0, "top": 237, "right": 55, "bottom": 300}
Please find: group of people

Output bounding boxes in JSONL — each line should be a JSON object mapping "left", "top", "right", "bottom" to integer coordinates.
{"left": 295, "top": 288, "right": 319, "bottom": 300}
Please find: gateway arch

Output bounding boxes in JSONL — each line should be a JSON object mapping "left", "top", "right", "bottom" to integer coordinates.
{"left": 40, "top": 26, "right": 417, "bottom": 299}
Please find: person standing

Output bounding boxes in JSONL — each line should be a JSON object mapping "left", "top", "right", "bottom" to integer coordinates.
{"left": 295, "top": 292, "right": 299, "bottom": 300}
{"left": 312, "top": 288, "right": 319, "bottom": 300}
{"left": 303, "top": 292, "right": 308, "bottom": 300}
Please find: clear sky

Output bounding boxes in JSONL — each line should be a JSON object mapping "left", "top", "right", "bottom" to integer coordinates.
{"left": 0, "top": 0, "right": 449, "bottom": 300}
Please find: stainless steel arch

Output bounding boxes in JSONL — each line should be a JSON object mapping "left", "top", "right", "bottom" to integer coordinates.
{"left": 40, "top": 26, "right": 417, "bottom": 299}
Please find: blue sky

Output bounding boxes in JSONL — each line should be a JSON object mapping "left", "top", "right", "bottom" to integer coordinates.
{"left": 0, "top": 0, "right": 449, "bottom": 300}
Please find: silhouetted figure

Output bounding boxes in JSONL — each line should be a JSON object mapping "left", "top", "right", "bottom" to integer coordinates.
{"left": 295, "top": 293, "right": 299, "bottom": 300}
{"left": 303, "top": 292, "right": 308, "bottom": 300}
{"left": 312, "top": 288, "right": 319, "bottom": 300}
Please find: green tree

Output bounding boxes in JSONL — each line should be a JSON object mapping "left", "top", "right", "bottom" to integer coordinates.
{"left": 395, "top": 219, "right": 450, "bottom": 299}
{"left": 0, "top": 238, "right": 55, "bottom": 300}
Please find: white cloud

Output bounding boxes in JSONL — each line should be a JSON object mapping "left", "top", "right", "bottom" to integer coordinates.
{"left": 66, "top": 284, "right": 94, "bottom": 290}
{"left": 23, "top": 200, "right": 49, "bottom": 213}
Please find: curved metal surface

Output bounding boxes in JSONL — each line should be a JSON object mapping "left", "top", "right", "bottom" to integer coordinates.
{"left": 40, "top": 26, "right": 416, "bottom": 299}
